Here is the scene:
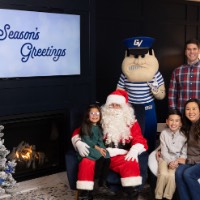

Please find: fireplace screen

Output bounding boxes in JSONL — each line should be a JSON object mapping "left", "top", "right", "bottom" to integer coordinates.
{"left": 1, "top": 112, "right": 66, "bottom": 181}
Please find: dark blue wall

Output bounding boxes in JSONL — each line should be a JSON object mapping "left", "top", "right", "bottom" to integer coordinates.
{"left": 1, "top": 0, "right": 200, "bottom": 124}
{"left": 0, "top": 0, "right": 96, "bottom": 117}
{"left": 95, "top": 0, "right": 200, "bottom": 122}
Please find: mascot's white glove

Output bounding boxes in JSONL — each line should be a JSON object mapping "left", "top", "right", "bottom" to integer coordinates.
{"left": 148, "top": 79, "right": 165, "bottom": 100}
{"left": 106, "top": 148, "right": 128, "bottom": 157}
{"left": 154, "top": 84, "right": 166, "bottom": 100}
{"left": 147, "top": 78, "right": 159, "bottom": 93}
{"left": 76, "top": 140, "right": 90, "bottom": 157}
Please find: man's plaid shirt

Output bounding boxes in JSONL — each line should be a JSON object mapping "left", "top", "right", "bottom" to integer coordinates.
{"left": 168, "top": 60, "right": 200, "bottom": 113}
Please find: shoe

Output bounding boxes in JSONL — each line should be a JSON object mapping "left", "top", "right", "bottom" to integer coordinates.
{"left": 78, "top": 190, "right": 93, "bottom": 200}
{"left": 96, "top": 184, "right": 116, "bottom": 196}
{"left": 123, "top": 187, "right": 139, "bottom": 200}
{"left": 127, "top": 191, "right": 139, "bottom": 200}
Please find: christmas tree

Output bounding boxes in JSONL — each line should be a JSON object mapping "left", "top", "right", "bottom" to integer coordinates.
{"left": 0, "top": 125, "right": 17, "bottom": 194}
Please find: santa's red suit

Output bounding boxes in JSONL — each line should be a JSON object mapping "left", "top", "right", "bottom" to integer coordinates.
{"left": 71, "top": 90, "right": 148, "bottom": 191}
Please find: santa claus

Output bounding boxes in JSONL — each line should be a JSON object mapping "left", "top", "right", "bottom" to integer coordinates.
{"left": 71, "top": 89, "right": 148, "bottom": 199}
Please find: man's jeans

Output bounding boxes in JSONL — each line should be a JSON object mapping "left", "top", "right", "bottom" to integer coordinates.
{"left": 175, "top": 163, "right": 200, "bottom": 200}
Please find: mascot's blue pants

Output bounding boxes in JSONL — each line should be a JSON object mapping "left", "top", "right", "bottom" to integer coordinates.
{"left": 131, "top": 101, "right": 157, "bottom": 154}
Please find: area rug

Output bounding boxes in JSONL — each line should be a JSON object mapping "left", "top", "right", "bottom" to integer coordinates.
{"left": 0, "top": 171, "right": 153, "bottom": 200}
{"left": 0, "top": 172, "right": 75, "bottom": 200}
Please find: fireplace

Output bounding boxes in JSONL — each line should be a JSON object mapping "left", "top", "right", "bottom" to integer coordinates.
{"left": 0, "top": 111, "right": 67, "bottom": 182}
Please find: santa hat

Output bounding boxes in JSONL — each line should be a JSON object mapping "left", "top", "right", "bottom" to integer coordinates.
{"left": 106, "top": 89, "right": 128, "bottom": 106}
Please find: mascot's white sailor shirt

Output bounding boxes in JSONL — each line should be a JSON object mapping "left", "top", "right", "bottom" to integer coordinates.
{"left": 117, "top": 71, "right": 164, "bottom": 104}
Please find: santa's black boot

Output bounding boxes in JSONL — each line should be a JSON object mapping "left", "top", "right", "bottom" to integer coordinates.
{"left": 123, "top": 187, "right": 139, "bottom": 200}
{"left": 78, "top": 190, "right": 93, "bottom": 200}
{"left": 98, "top": 180, "right": 116, "bottom": 196}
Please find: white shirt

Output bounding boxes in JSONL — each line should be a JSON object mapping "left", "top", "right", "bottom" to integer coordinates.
{"left": 160, "top": 128, "right": 187, "bottom": 164}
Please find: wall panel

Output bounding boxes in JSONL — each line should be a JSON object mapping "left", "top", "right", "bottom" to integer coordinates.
{"left": 0, "top": 0, "right": 96, "bottom": 117}
{"left": 96, "top": 0, "right": 200, "bottom": 122}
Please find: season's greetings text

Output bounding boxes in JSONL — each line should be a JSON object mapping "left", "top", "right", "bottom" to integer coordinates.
{"left": 0, "top": 24, "right": 66, "bottom": 62}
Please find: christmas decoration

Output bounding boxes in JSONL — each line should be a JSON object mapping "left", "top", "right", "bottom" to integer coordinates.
{"left": 0, "top": 125, "right": 17, "bottom": 194}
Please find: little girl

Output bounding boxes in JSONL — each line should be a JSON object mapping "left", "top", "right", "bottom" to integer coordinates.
{"left": 75, "top": 104, "right": 112, "bottom": 200}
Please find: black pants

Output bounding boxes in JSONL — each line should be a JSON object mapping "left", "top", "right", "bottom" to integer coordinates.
{"left": 94, "top": 157, "right": 111, "bottom": 186}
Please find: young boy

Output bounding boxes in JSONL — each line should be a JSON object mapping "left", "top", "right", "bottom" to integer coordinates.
{"left": 155, "top": 109, "right": 187, "bottom": 200}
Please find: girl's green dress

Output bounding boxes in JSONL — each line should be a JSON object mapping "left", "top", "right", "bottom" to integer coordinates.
{"left": 78, "top": 125, "right": 110, "bottom": 161}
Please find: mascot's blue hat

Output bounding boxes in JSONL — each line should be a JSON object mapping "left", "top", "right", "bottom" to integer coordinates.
{"left": 123, "top": 36, "right": 155, "bottom": 49}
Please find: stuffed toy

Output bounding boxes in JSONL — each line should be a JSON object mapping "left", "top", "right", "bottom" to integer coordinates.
{"left": 117, "top": 36, "right": 165, "bottom": 153}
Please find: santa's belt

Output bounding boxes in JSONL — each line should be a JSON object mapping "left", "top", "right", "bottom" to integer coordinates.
{"left": 106, "top": 142, "right": 130, "bottom": 150}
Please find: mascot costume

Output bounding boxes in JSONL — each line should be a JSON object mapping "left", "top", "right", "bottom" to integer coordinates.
{"left": 117, "top": 36, "right": 165, "bottom": 153}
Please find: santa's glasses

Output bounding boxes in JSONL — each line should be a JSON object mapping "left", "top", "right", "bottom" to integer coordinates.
{"left": 89, "top": 112, "right": 100, "bottom": 116}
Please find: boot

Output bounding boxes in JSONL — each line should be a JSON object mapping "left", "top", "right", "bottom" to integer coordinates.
{"left": 94, "top": 179, "right": 115, "bottom": 196}
{"left": 97, "top": 182, "right": 116, "bottom": 196}
{"left": 127, "top": 192, "right": 139, "bottom": 200}
{"left": 123, "top": 187, "right": 139, "bottom": 200}
{"left": 78, "top": 190, "right": 93, "bottom": 200}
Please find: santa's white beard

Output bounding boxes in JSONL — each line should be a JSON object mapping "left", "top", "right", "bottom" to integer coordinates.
{"left": 101, "top": 105, "right": 135, "bottom": 147}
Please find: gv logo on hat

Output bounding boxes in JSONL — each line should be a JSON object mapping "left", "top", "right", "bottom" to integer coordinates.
{"left": 133, "top": 39, "right": 143, "bottom": 47}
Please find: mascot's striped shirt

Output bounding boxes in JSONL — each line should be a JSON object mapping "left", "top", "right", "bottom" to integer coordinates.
{"left": 117, "top": 71, "right": 164, "bottom": 104}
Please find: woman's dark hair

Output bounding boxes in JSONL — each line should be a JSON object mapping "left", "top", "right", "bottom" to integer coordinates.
{"left": 79, "top": 104, "right": 102, "bottom": 137}
{"left": 182, "top": 98, "right": 200, "bottom": 140}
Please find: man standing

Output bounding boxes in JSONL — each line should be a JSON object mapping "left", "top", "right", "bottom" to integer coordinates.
{"left": 71, "top": 89, "right": 148, "bottom": 200}
{"left": 168, "top": 39, "right": 200, "bottom": 113}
